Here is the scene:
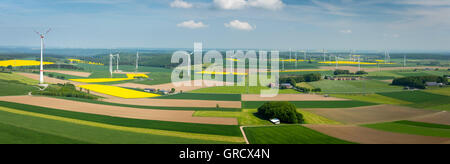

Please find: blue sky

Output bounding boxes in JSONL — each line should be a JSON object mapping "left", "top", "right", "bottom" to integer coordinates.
{"left": 1, "top": 0, "right": 450, "bottom": 51}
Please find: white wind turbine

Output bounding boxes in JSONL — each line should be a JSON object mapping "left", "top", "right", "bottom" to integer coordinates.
{"left": 136, "top": 51, "right": 140, "bottom": 73}
{"left": 35, "top": 28, "right": 51, "bottom": 84}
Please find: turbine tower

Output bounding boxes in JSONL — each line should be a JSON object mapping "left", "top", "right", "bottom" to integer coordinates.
{"left": 109, "top": 52, "right": 114, "bottom": 78}
{"left": 136, "top": 51, "right": 139, "bottom": 73}
{"left": 35, "top": 28, "right": 51, "bottom": 84}
{"left": 116, "top": 53, "right": 120, "bottom": 72}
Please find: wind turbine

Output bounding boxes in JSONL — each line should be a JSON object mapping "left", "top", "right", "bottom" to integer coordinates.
{"left": 136, "top": 51, "right": 139, "bottom": 73}
{"left": 35, "top": 28, "right": 51, "bottom": 84}
{"left": 303, "top": 50, "right": 307, "bottom": 61}
{"left": 116, "top": 53, "right": 120, "bottom": 72}
{"left": 109, "top": 52, "right": 114, "bottom": 78}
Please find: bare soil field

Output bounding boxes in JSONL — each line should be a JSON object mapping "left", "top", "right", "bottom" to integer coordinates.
{"left": 104, "top": 98, "right": 242, "bottom": 108}
{"left": 302, "top": 105, "right": 438, "bottom": 124}
{"left": 17, "top": 73, "right": 84, "bottom": 85}
{"left": 242, "top": 94, "right": 348, "bottom": 101}
{"left": 114, "top": 80, "right": 234, "bottom": 92}
{"left": 304, "top": 124, "right": 450, "bottom": 144}
{"left": 320, "top": 66, "right": 450, "bottom": 72}
{"left": 0, "top": 96, "right": 238, "bottom": 125}
{"left": 45, "top": 70, "right": 91, "bottom": 77}
{"left": 408, "top": 111, "right": 450, "bottom": 125}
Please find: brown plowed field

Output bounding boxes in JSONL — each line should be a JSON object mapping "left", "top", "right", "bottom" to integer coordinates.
{"left": 0, "top": 96, "right": 238, "bottom": 125}
{"left": 45, "top": 70, "right": 91, "bottom": 77}
{"left": 104, "top": 98, "right": 242, "bottom": 108}
{"left": 304, "top": 125, "right": 450, "bottom": 144}
{"left": 408, "top": 111, "right": 450, "bottom": 125}
{"left": 303, "top": 105, "right": 438, "bottom": 124}
{"left": 113, "top": 80, "right": 234, "bottom": 92}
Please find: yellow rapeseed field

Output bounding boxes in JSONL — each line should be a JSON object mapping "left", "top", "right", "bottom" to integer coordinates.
{"left": 70, "top": 78, "right": 132, "bottom": 83}
{"left": 126, "top": 73, "right": 149, "bottom": 79}
{"left": 68, "top": 59, "right": 104, "bottom": 65}
{"left": 78, "top": 84, "right": 160, "bottom": 98}
{"left": 70, "top": 73, "right": 149, "bottom": 83}
{"left": 0, "top": 60, "right": 54, "bottom": 67}
{"left": 225, "top": 58, "right": 240, "bottom": 62}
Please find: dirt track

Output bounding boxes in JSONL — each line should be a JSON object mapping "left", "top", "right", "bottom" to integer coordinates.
{"left": 0, "top": 96, "right": 238, "bottom": 125}
{"left": 45, "top": 70, "right": 91, "bottom": 77}
{"left": 113, "top": 80, "right": 234, "bottom": 92}
{"left": 104, "top": 98, "right": 242, "bottom": 108}
{"left": 320, "top": 66, "right": 449, "bottom": 72}
{"left": 408, "top": 111, "right": 450, "bottom": 125}
{"left": 304, "top": 125, "right": 450, "bottom": 144}
{"left": 242, "top": 94, "right": 348, "bottom": 101}
{"left": 303, "top": 105, "right": 438, "bottom": 125}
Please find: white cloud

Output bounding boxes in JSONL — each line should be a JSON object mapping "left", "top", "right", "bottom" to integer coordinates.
{"left": 225, "top": 20, "right": 255, "bottom": 31}
{"left": 248, "top": 0, "right": 284, "bottom": 10}
{"left": 395, "top": 0, "right": 450, "bottom": 6}
{"left": 339, "top": 29, "right": 352, "bottom": 34}
{"left": 177, "top": 20, "right": 207, "bottom": 29}
{"left": 214, "top": 0, "right": 247, "bottom": 10}
{"left": 213, "top": 0, "right": 284, "bottom": 10}
{"left": 170, "top": 0, "right": 193, "bottom": 8}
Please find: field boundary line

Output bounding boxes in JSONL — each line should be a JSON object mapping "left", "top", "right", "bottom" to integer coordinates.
{"left": 240, "top": 126, "right": 249, "bottom": 144}
{"left": 0, "top": 107, "right": 245, "bottom": 143}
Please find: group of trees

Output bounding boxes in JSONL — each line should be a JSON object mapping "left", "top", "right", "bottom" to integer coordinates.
{"left": 280, "top": 73, "right": 322, "bottom": 86}
{"left": 392, "top": 75, "right": 448, "bottom": 89}
{"left": 334, "top": 69, "right": 368, "bottom": 75}
{"left": 257, "top": 102, "right": 304, "bottom": 124}
{"left": 33, "top": 83, "right": 98, "bottom": 100}
{"left": 0, "top": 65, "right": 13, "bottom": 73}
{"left": 279, "top": 73, "right": 322, "bottom": 93}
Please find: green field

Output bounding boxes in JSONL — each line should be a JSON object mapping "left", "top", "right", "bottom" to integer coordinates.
{"left": 0, "top": 107, "right": 236, "bottom": 144}
{"left": 368, "top": 69, "right": 450, "bottom": 79}
{"left": 242, "top": 101, "right": 376, "bottom": 109}
{"left": 56, "top": 96, "right": 241, "bottom": 111}
{"left": 193, "top": 109, "right": 272, "bottom": 126}
{"left": 297, "top": 109, "right": 342, "bottom": 125}
{"left": 330, "top": 94, "right": 411, "bottom": 105}
{"left": 243, "top": 125, "right": 354, "bottom": 144}
{"left": 424, "top": 87, "right": 450, "bottom": 96}
{"left": 0, "top": 101, "right": 242, "bottom": 137}
{"left": 0, "top": 121, "right": 87, "bottom": 144}
{"left": 0, "top": 80, "right": 38, "bottom": 96}
{"left": 309, "top": 80, "right": 404, "bottom": 93}
{"left": 0, "top": 72, "right": 39, "bottom": 85}
{"left": 154, "top": 93, "right": 241, "bottom": 101}
{"left": 379, "top": 91, "right": 450, "bottom": 110}
{"left": 363, "top": 121, "right": 450, "bottom": 138}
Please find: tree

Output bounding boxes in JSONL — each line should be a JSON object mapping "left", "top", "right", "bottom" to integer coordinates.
{"left": 257, "top": 102, "right": 304, "bottom": 124}
{"left": 6, "top": 65, "right": 12, "bottom": 70}
{"left": 356, "top": 71, "right": 368, "bottom": 75}
{"left": 170, "top": 88, "right": 176, "bottom": 93}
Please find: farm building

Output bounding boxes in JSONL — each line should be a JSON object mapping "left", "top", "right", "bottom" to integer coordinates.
{"left": 280, "top": 83, "right": 293, "bottom": 89}
{"left": 426, "top": 82, "right": 444, "bottom": 87}
{"left": 327, "top": 76, "right": 361, "bottom": 81}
